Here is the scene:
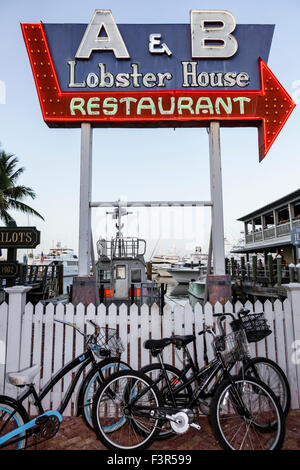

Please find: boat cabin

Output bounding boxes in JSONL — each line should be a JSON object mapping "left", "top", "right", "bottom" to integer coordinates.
{"left": 95, "top": 207, "right": 160, "bottom": 307}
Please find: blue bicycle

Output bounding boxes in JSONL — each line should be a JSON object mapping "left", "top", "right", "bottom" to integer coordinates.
{"left": 0, "top": 319, "right": 130, "bottom": 449}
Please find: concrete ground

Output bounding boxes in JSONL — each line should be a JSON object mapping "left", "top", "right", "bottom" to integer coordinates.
{"left": 33, "top": 410, "right": 300, "bottom": 451}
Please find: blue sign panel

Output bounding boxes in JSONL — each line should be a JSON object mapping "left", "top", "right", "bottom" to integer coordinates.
{"left": 291, "top": 227, "right": 300, "bottom": 246}
{"left": 43, "top": 23, "right": 274, "bottom": 92}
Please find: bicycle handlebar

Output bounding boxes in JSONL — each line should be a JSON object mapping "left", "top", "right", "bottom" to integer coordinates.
{"left": 54, "top": 318, "right": 100, "bottom": 338}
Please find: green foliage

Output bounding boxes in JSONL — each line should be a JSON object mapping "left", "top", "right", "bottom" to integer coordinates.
{"left": 0, "top": 149, "right": 44, "bottom": 225}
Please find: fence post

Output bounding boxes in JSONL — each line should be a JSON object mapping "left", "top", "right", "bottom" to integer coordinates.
{"left": 285, "top": 283, "right": 300, "bottom": 408}
{"left": 4, "top": 286, "right": 32, "bottom": 397}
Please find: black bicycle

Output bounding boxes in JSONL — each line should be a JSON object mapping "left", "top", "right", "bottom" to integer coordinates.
{"left": 141, "top": 307, "right": 290, "bottom": 429}
{"left": 0, "top": 319, "right": 130, "bottom": 450}
{"left": 91, "top": 317, "right": 286, "bottom": 451}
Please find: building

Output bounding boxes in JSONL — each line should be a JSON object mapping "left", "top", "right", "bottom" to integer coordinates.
{"left": 232, "top": 188, "right": 300, "bottom": 265}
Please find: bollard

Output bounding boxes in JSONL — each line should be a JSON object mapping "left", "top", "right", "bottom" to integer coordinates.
{"left": 276, "top": 255, "right": 282, "bottom": 286}
{"left": 289, "top": 263, "right": 295, "bottom": 283}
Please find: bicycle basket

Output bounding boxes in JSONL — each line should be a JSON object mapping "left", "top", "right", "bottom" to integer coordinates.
{"left": 214, "top": 329, "right": 249, "bottom": 363}
{"left": 96, "top": 327, "right": 125, "bottom": 356}
{"left": 230, "top": 313, "right": 272, "bottom": 343}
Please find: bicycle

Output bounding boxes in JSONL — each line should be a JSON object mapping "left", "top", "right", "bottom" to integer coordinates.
{"left": 141, "top": 307, "right": 290, "bottom": 428}
{"left": 0, "top": 319, "right": 129, "bottom": 449}
{"left": 91, "top": 319, "right": 286, "bottom": 451}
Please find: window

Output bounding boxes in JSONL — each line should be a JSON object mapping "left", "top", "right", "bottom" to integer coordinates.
{"left": 100, "top": 269, "right": 111, "bottom": 281}
{"left": 116, "top": 265, "right": 126, "bottom": 279}
{"left": 131, "top": 269, "right": 142, "bottom": 283}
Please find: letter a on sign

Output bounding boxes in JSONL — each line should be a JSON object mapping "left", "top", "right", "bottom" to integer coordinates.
{"left": 75, "top": 10, "right": 130, "bottom": 59}
{"left": 190, "top": 10, "right": 238, "bottom": 58}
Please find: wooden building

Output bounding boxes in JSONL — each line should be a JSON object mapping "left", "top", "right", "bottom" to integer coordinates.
{"left": 232, "top": 188, "right": 300, "bottom": 265}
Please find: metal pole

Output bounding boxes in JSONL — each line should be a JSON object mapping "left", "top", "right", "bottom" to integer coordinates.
{"left": 209, "top": 122, "right": 226, "bottom": 275}
{"left": 78, "top": 123, "right": 93, "bottom": 277}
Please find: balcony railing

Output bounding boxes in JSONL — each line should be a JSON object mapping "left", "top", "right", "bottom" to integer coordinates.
{"left": 263, "top": 226, "right": 275, "bottom": 239}
{"left": 245, "top": 223, "right": 291, "bottom": 245}
{"left": 276, "top": 221, "right": 291, "bottom": 236}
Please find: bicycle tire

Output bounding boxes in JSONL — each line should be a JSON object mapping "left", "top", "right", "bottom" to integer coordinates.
{"left": 0, "top": 396, "right": 29, "bottom": 450}
{"left": 239, "top": 357, "right": 291, "bottom": 417}
{"left": 141, "top": 362, "right": 193, "bottom": 440}
{"left": 80, "top": 359, "right": 131, "bottom": 430}
{"left": 210, "top": 376, "right": 286, "bottom": 450}
{"left": 92, "top": 370, "right": 164, "bottom": 451}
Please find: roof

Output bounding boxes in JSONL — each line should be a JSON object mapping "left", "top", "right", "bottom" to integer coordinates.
{"left": 238, "top": 188, "right": 300, "bottom": 222}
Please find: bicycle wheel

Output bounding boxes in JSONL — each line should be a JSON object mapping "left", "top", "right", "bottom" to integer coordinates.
{"left": 141, "top": 363, "right": 193, "bottom": 440}
{"left": 240, "top": 357, "right": 291, "bottom": 417}
{"left": 92, "top": 370, "right": 164, "bottom": 451}
{"left": 81, "top": 359, "right": 130, "bottom": 430}
{"left": 0, "top": 396, "right": 29, "bottom": 450}
{"left": 210, "top": 376, "right": 285, "bottom": 450}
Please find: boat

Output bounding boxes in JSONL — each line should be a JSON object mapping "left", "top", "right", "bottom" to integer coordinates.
{"left": 167, "top": 263, "right": 206, "bottom": 283}
{"left": 166, "top": 246, "right": 208, "bottom": 284}
{"left": 29, "top": 242, "right": 79, "bottom": 277}
{"left": 96, "top": 202, "right": 161, "bottom": 307}
{"left": 151, "top": 253, "right": 181, "bottom": 277}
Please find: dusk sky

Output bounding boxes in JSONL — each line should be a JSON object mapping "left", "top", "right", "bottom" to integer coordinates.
{"left": 1, "top": 0, "right": 299, "bottom": 260}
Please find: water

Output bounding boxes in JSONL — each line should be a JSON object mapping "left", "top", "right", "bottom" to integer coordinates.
{"left": 154, "top": 275, "right": 191, "bottom": 309}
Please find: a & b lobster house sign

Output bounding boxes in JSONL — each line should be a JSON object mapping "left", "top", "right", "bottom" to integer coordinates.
{"left": 21, "top": 9, "right": 295, "bottom": 161}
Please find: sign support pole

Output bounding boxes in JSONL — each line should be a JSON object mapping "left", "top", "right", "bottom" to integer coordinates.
{"left": 72, "top": 122, "right": 99, "bottom": 305}
{"left": 209, "top": 122, "right": 225, "bottom": 275}
{"left": 78, "top": 122, "right": 93, "bottom": 277}
{"left": 208, "top": 122, "right": 231, "bottom": 303}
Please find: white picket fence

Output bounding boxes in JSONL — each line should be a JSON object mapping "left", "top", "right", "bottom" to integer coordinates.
{"left": 1, "top": 292, "right": 300, "bottom": 415}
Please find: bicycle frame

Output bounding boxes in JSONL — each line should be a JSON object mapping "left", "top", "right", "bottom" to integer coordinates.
{"left": 0, "top": 350, "right": 110, "bottom": 449}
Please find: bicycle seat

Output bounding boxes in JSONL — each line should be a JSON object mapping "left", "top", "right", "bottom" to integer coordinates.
{"left": 171, "top": 335, "right": 195, "bottom": 347}
{"left": 143, "top": 338, "right": 172, "bottom": 350}
{"left": 7, "top": 364, "right": 40, "bottom": 387}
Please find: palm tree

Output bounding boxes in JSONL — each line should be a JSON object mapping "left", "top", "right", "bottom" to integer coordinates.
{"left": 0, "top": 149, "right": 44, "bottom": 225}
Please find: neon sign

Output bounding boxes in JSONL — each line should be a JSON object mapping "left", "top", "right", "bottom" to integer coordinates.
{"left": 21, "top": 10, "right": 295, "bottom": 161}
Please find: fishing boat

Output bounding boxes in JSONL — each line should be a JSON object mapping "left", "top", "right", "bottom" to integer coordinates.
{"left": 96, "top": 202, "right": 161, "bottom": 307}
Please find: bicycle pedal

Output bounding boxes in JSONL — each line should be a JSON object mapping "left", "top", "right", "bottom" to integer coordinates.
{"left": 190, "top": 422, "right": 202, "bottom": 432}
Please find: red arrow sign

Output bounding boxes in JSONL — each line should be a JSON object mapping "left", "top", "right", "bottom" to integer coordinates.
{"left": 21, "top": 23, "right": 295, "bottom": 161}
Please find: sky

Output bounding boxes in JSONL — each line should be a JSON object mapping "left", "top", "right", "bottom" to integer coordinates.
{"left": 0, "top": 0, "right": 300, "bottom": 261}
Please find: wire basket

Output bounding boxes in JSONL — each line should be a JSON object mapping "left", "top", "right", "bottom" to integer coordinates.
{"left": 96, "top": 327, "right": 125, "bottom": 357}
{"left": 230, "top": 313, "right": 272, "bottom": 343}
{"left": 214, "top": 329, "right": 250, "bottom": 363}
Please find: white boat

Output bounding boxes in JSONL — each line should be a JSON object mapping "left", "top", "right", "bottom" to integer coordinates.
{"left": 167, "top": 264, "right": 206, "bottom": 283}
{"left": 151, "top": 253, "right": 181, "bottom": 277}
{"left": 29, "top": 242, "right": 78, "bottom": 277}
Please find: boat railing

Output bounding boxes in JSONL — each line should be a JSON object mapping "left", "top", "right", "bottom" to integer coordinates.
{"left": 97, "top": 237, "right": 146, "bottom": 259}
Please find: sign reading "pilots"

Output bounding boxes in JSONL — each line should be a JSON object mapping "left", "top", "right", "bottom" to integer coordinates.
{"left": 21, "top": 9, "right": 295, "bottom": 160}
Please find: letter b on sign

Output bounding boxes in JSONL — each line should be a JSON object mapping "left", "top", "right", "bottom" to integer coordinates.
{"left": 191, "top": 10, "right": 238, "bottom": 59}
